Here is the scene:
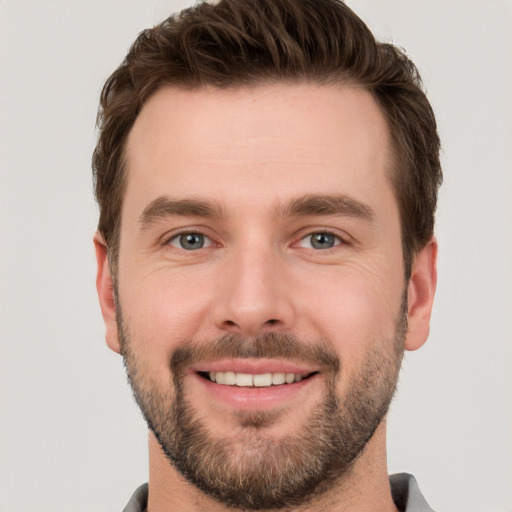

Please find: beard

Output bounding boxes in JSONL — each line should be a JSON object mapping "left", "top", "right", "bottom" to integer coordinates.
{"left": 118, "top": 301, "right": 407, "bottom": 511}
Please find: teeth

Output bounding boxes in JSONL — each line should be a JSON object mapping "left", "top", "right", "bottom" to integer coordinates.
{"left": 235, "top": 373, "right": 253, "bottom": 387}
{"left": 272, "top": 373, "right": 286, "bottom": 385}
{"left": 223, "top": 371, "right": 236, "bottom": 385}
{"left": 208, "top": 371, "right": 309, "bottom": 387}
{"left": 253, "top": 373, "right": 272, "bottom": 387}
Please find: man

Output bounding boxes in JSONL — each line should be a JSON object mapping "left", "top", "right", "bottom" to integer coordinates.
{"left": 93, "top": 0, "right": 441, "bottom": 510}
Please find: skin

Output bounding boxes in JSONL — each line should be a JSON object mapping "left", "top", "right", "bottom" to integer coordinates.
{"left": 95, "top": 83, "right": 437, "bottom": 511}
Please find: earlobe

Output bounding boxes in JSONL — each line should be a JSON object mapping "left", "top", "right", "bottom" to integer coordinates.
{"left": 405, "top": 237, "right": 438, "bottom": 352}
{"left": 93, "top": 233, "right": 121, "bottom": 354}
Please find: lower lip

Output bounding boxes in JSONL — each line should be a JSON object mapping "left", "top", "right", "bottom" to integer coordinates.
{"left": 192, "top": 372, "right": 321, "bottom": 411}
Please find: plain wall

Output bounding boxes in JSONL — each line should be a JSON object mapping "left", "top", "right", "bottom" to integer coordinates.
{"left": 1, "top": 1, "right": 511, "bottom": 510}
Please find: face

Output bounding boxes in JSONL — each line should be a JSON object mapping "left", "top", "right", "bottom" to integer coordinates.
{"left": 97, "top": 83, "right": 434, "bottom": 509}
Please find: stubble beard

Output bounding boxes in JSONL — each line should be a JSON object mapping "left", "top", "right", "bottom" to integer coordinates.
{"left": 118, "top": 302, "right": 407, "bottom": 511}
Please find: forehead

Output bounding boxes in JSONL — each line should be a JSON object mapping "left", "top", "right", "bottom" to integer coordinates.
{"left": 124, "top": 83, "right": 394, "bottom": 216}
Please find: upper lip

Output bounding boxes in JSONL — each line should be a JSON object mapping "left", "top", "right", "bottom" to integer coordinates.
{"left": 190, "top": 358, "right": 320, "bottom": 375}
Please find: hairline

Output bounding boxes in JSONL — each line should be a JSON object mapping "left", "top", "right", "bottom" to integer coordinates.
{"left": 105, "top": 78, "right": 415, "bottom": 282}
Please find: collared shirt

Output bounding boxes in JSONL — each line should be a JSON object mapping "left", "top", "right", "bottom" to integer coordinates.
{"left": 122, "top": 473, "right": 436, "bottom": 511}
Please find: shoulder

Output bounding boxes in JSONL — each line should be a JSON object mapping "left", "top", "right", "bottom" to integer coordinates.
{"left": 390, "top": 473, "right": 437, "bottom": 512}
{"left": 122, "top": 483, "right": 148, "bottom": 512}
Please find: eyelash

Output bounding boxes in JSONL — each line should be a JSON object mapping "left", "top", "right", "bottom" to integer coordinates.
{"left": 162, "top": 228, "right": 348, "bottom": 252}
{"left": 163, "top": 230, "right": 216, "bottom": 250}
{"left": 294, "top": 231, "right": 345, "bottom": 250}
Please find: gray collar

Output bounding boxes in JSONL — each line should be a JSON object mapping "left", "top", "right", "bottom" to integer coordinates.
{"left": 123, "top": 473, "right": 436, "bottom": 512}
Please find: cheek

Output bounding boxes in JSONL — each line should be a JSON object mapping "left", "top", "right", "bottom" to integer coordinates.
{"left": 118, "top": 270, "right": 214, "bottom": 370}
{"left": 296, "top": 263, "right": 404, "bottom": 368}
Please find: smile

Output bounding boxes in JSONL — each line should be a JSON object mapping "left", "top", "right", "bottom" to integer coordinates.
{"left": 203, "top": 371, "right": 316, "bottom": 387}
{"left": 191, "top": 362, "right": 322, "bottom": 410}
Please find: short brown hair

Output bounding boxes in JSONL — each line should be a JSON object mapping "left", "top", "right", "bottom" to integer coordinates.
{"left": 93, "top": 0, "right": 442, "bottom": 280}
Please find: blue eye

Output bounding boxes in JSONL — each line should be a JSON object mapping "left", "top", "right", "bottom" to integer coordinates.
{"left": 299, "top": 232, "right": 341, "bottom": 250}
{"left": 169, "top": 232, "right": 210, "bottom": 250}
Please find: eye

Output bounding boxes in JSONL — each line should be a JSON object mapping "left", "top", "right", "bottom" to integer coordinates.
{"left": 298, "top": 232, "right": 342, "bottom": 250}
{"left": 168, "top": 232, "right": 212, "bottom": 251}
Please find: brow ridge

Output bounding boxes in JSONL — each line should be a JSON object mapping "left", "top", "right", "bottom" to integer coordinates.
{"left": 138, "top": 193, "right": 375, "bottom": 230}
{"left": 138, "top": 196, "right": 225, "bottom": 229}
{"left": 276, "top": 194, "right": 375, "bottom": 222}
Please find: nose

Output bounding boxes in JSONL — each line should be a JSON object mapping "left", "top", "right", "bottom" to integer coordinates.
{"left": 212, "top": 245, "right": 296, "bottom": 337}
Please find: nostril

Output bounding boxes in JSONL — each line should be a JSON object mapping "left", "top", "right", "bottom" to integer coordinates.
{"left": 217, "top": 317, "right": 286, "bottom": 335}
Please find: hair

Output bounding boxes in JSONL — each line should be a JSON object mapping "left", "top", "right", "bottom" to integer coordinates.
{"left": 93, "top": 0, "right": 442, "bottom": 281}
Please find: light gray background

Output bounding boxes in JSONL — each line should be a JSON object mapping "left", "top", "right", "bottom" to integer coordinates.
{"left": 1, "top": 1, "right": 511, "bottom": 511}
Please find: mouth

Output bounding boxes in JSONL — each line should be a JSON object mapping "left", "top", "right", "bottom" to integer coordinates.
{"left": 198, "top": 370, "right": 318, "bottom": 387}
{"left": 189, "top": 360, "right": 322, "bottom": 411}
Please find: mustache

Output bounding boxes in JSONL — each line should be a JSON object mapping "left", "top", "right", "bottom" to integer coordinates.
{"left": 170, "top": 332, "right": 341, "bottom": 376}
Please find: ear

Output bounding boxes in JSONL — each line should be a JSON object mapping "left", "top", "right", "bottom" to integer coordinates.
{"left": 94, "top": 233, "right": 121, "bottom": 354}
{"left": 405, "top": 237, "right": 438, "bottom": 351}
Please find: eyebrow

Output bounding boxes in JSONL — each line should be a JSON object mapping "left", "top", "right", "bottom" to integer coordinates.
{"left": 276, "top": 194, "right": 375, "bottom": 223}
{"left": 138, "top": 193, "right": 375, "bottom": 230}
{"left": 138, "top": 197, "right": 225, "bottom": 229}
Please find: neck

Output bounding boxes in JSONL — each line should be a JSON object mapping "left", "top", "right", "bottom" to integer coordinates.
{"left": 146, "top": 420, "right": 398, "bottom": 512}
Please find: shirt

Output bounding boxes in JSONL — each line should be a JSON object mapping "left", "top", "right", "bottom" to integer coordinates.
{"left": 122, "top": 473, "right": 436, "bottom": 512}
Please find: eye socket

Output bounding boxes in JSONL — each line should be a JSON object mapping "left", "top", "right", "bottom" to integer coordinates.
{"left": 168, "top": 232, "right": 212, "bottom": 251}
{"left": 298, "top": 232, "right": 342, "bottom": 250}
